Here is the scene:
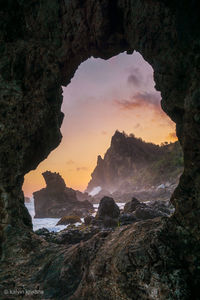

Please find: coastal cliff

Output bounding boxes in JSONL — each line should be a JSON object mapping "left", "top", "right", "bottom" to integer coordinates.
{"left": 87, "top": 130, "right": 183, "bottom": 193}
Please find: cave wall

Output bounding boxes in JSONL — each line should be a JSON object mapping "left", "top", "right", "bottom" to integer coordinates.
{"left": 0, "top": 0, "right": 200, "bottom": 269}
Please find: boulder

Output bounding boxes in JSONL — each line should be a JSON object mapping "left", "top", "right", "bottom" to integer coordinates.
{"left": 96, "top": 196, "right": 120, "bottom": 220}
{"left": 102, "top": 216, "right": 118, "bottom": 228}
{"left": 123, "top": 197, "right": 146, "bottom": 213}
{"left": 95, "top": 196, "right": 120, "bottom": 228}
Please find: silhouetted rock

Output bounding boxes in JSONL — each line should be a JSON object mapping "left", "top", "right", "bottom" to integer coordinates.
{"left": 94, "top": 196, "right": 120, "bottom": 228}
{"left": 43, "top": 170, "right": 66, "bottom": 191}
{"left": 33, "top": 171, "right": 94, "bottom": 218}
{"left": 96, "top": 196, "right": 120, "bottom": 220}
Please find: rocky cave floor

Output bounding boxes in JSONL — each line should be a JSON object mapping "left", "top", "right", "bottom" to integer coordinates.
{"left": 1, "top": 198, "right": 199, "bottom": 300}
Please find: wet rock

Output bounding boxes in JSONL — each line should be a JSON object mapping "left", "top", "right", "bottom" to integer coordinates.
{"left": 147, "top": 200, "right": 174, "bottom": 215}
{"left": 96, "top": 196, "right": 120, "bottom": 221}
{"left": 84, "top": 215, "right": 95, "bottom": 226}
{"left": 56, "top": 215, "right": 81, "bottom": 225}
{"left": 119, "top": 213, "right": 138, "bottom": 225}
{"left": 123, "top": 197, "right": 145, "bottom": 213}
{"left": 102, "top": 216, "right": 118, "bottom": 228}
{"left": 35, "top": 227, "right": 50, "bottom": 236}
{"left": 92, "top": 197, "right": 120, "bottom": 228}
{"left": 135, "top": 207, "right": 164, "bottom": 220}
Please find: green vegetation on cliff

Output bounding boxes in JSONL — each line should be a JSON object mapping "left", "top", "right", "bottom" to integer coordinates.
{"left": 87, "top": 131, "right": 183, "bottom": 192}
{"left": 131, "top": 141, "right": 183, "bottom": 187}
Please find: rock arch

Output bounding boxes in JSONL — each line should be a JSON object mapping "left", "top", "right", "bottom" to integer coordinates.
{"left": 0, "top": 1, "right": 200, "bottom": 298}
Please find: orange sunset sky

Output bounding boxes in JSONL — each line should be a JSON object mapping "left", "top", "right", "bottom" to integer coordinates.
{"left": 23, "top": 51, "right": 177, "bottom": 197}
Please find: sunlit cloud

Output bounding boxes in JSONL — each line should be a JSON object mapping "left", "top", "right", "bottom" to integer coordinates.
{"left": 114, "top": 92, "right": 161, "bottom": 111}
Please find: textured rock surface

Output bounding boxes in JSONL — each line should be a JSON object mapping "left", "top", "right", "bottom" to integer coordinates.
{"left": 121, "top": 198, "right": 172, "bottom": 225}
{"left": 0, "top": 0, "right": 200, "bottom": 299}
{"left": 94, "top": 196, "right": 120, "bottom": 228}
{"left": 87, "top": 131, "right": 183, "bottom": 193}
{"left": 124, "top": 197, "right": 143, "bottom": 213}
{"left": 33, "top": 171, "right": 93, "bottom": 218}
{"left": 96, "top": 196, "right": 120, "bottom": 220}
{"left": 56, "top": 215, "right": 81, "bottom": 225}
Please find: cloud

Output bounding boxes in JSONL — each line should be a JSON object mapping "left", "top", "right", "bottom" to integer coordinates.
{"left": 127, "top": 68, "right": 142, "bottom": 87}
{"left": 127, "top": 74, "right": 140, "bottom": 86}
{"left": 76, "top": 167, "right": 88, "bottom": 172}
{"left": 114, "top": 92, "right": 161, "bottom": 111}
{"left": 113, "top": 91, "right": 175, "bottom": 129}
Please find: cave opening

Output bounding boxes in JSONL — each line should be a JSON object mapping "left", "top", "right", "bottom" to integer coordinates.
{"left": 22, "top": 51, "right": 182, "bottom": 232}
{"left": 1, "top": 1, "right": 200, "bottom": 297}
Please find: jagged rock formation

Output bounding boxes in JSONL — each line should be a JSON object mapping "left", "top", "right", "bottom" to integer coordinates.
{"left": 87, "top": 130, "right": 183, "bottom": 193}
{"left": 33, "top": 171, "right": 93, "bottom": 218}
{"left": 1, "top": 1, "right": 200, "bottom": 299}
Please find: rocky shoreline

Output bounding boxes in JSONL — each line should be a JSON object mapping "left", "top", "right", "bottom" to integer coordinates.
{"left": 34, "top": 196, "right": 174, "bottom": 246}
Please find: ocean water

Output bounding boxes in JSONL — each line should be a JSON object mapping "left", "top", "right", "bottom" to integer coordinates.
{"left": 25, "top": 198, "right": 125, "bottom": 232}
